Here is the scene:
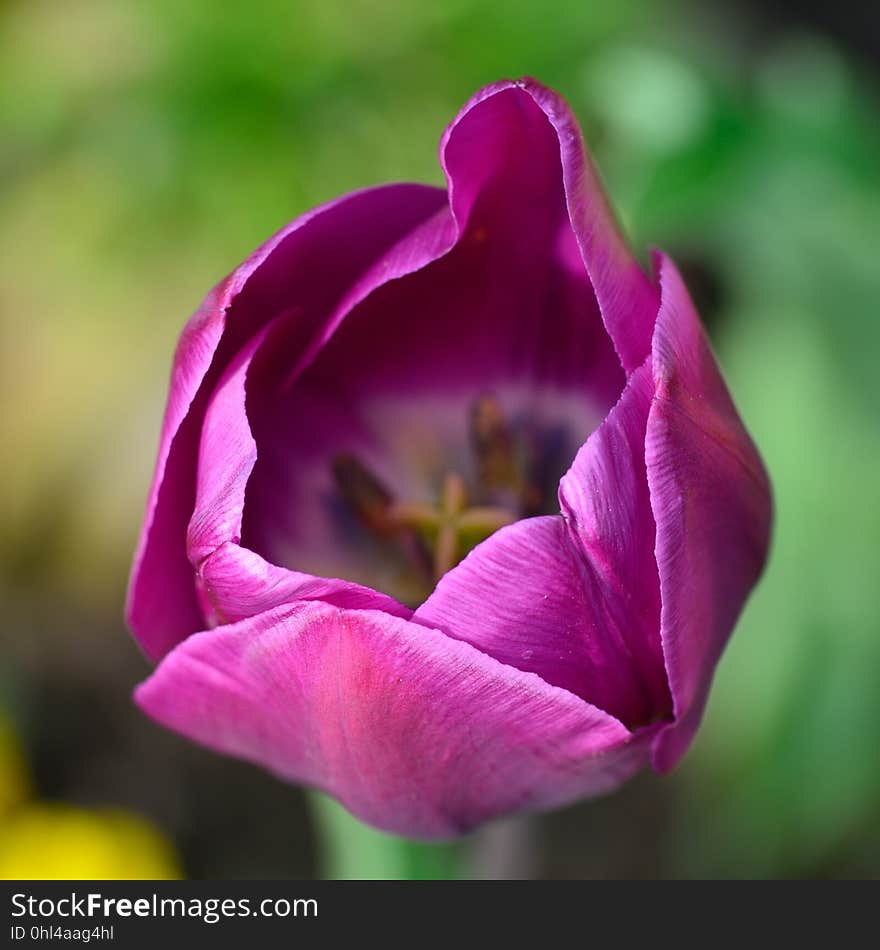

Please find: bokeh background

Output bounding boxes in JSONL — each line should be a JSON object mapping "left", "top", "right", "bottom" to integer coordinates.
{"left": 1, "top": 0, "right": 878, "bottom": 879}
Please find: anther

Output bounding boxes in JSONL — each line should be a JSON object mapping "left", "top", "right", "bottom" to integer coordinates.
{"left": 470, "top": 395, "right": 518, "bottom": 500}
{"left": 331, "top": 453, "right": 396, "bottom": 537}
{"left": 331, "top": 453, "right": 433, "bottom": 585}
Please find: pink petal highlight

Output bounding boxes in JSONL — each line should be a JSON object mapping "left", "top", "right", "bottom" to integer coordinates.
{"left": 135, "top": 602, "right": 651, "bottom": 839}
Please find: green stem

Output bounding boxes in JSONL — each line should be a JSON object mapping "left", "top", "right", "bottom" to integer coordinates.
{"left": 307, "top": 791, "right": 462, "bottom": 880}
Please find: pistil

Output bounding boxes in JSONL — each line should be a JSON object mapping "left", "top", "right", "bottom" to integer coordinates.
{"left": 330, "top": 398, "right": 540, "bottom": 596}
{"left": 332, "top": 462, "right": 515, "bottom": 588}
{"left": 331, "top": 454, "right": 432, "bottom": 580}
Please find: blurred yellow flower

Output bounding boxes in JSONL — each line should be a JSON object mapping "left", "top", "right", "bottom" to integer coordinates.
{"left": 1, "top": 708, "right": 181, "bottom": 879}
{"left": 0, "top": 804, "right": 182, "bottom": 880}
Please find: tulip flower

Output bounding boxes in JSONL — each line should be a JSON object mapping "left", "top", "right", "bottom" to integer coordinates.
{"left": 128, "top": 79, "right": 771, "bottom": 839}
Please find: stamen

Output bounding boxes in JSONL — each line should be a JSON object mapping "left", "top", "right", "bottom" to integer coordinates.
{"left": 440, "top": 472, "right": 468, "bottom": 518}
{"left": 388, "top": 502, "right": 441, "bottom": 532}
{"left": 457, "top": 507, "right": 517, "bottom": 533}
{"left": 432, "top": 473, "right": 469, "bottom": 580}
{"left": 331, "top": 454, "right": 396, "bottom": 537}
{"left": 331, "top": 437, "right": 526, "bottom": 596}
{"left": 470, "top": 395, "right": 544, "bottom": 514}
{"left": 470, "top": 395, "right": 518, "bottom": 498}
{"left": 331, "top": 453, "right": 433, "bottom": 582}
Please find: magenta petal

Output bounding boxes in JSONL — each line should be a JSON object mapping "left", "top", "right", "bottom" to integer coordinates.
{"left": 135, "top": 601, "right": 652, "bottom": 839}
{"left": 442, "top": 79, "right": 660, "bottom": 373}
{"left": 413, "top": 364, "right": 671, "bottom": 729}
{"left": 242, "top": 80, "right": 628, "bottom": 580}
{"left": 647, "top": 253, "right": 772, "bottom": 770}
{"left": 558, "top": 361, "right": 671, "bottom": 719}
{"left": 197, "top": 542, "right": 410, "bottom": 625}
{"left": 186, "top": 327, "right": 411, "bottom": 623}
{"left": 126, "top": 183, "right": 447, "bottom": 660}
{"left": 125, "top": 281, "right": 232, "bottom": 661}
{"left": 186, "top": 318, "right": 279, "bottom": 566}
{"left": 521, "top": 79, "right": 659, "bottom": 372}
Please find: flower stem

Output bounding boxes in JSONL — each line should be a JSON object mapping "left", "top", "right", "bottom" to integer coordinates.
{"left": 307, "top": 791, "right": 462, "bottom": 880}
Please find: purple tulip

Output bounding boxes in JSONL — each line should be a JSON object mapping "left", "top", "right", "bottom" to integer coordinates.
{"left": 128, "top": 79, "right": 771, "bottom": 838}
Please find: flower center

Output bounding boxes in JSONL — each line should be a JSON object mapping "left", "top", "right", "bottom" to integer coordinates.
{"left": 331, "top": 396, "right": 550, "bottom": 603}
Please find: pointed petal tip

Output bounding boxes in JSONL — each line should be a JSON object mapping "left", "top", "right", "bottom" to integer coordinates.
{"left": 440, "top": 77, "right": 659, "bottom": 373}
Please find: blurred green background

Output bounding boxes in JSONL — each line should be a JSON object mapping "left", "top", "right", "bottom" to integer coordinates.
{"left": 1, "top": 0, "right": 878, "bottom": 879}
